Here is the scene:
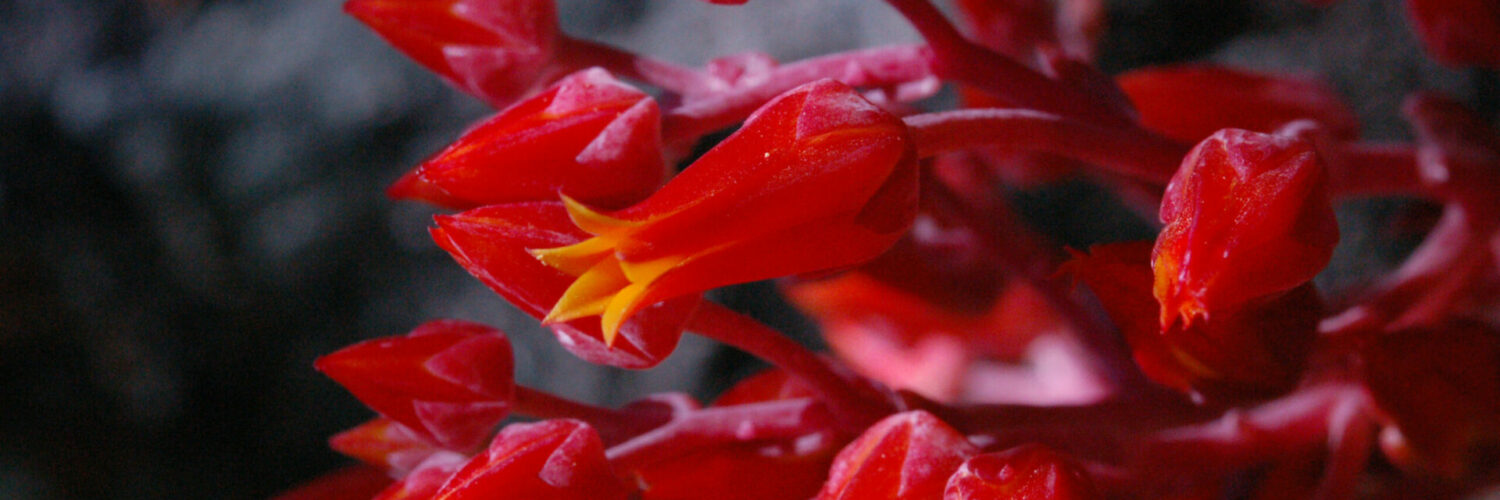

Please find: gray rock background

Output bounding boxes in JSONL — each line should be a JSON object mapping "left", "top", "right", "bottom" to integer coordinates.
{"left": 0, "top": 0, "right": 1490, "bottom": 498}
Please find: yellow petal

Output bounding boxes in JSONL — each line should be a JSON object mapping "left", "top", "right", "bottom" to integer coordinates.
{"left": 529, "top": 236, "right": 615, "bottom": 277}
{"left": 542, "top": 255, "right": 630, "bottom": 329}
{"left": 560, "top": 193, "right": 641, "bottom": 237}
{"left": 600, "top": 280, "right": 655, "bottom": 346}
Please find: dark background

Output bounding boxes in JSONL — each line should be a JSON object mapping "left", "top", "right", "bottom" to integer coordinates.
{"left": 0, "top": 0, "right": 1488, "bottom": 498}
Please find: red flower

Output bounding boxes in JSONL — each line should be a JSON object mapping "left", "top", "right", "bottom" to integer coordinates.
{"left": 432, "top": 202, "right": 701, "bottom": 368}
{"left": 389, "top": 68, "right": 664, "bottom": 210}
{"left": 343, "top": 0, "right": 561, "bottom": 106}
{"left": 1067, "top": 242, "right": 1319, "bottom": 400}
{"left": 1153, "top": 126, "right": 1337, "bottom": 329}
{"left": 315, "top": 320, "right": 516, "bottom": 450}
{"left": 530, "top": 79, "right": 919, "bottom": 343}
{"left": 1362, "top": 321, "right": 1500, "bottom": 476}
{"left": 1405, "top": 0, "right": 1500, "bottom": 68}
{"left": 1117, "top": 65, "right": 1360, "bottom": 144}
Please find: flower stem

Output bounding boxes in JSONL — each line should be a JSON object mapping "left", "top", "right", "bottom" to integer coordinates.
{"left": 905, "top": 108, "right": 1188, "bottom": 184}
{"left": 557, "top": 35, "right": 710, "bottom": 97}
{"left": 516, "top": 382, "right": 627, "bottom": 423}
{"left": 661, "top": 44, "right": 936, "bottom": 147}
{"left": 687, "top": 302, "right": 896, "bottom": 430}
{"left": 882, "top": 0, "right": 1131, "bottom": 126}
{"left": 605, "top": 398, "right": 833, "bottom": 469}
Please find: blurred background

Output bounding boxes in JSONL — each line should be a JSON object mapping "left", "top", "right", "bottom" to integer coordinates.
{"left": 0, "top": 0, "right": 1490, "bottom": 497}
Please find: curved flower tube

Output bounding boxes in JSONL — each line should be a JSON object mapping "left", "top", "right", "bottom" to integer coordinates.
{"left": 530, "top": 79, "right": 919, "bottom": 343}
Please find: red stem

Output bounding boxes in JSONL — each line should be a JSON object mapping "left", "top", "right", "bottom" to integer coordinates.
{"left": 905, "top": 108, "right": 1188, "bottom": 184}
{"left": 882, "top": 0, "right": 1131, "bottom": 127}
{"left": 661, "top": 44, "right": 937, "bottom": 147}
{"left": 1328, "top": 143, "right": 1427, "bottom": 198}
{"left": 556, "top": 35, "right": 710, "bottom": 97}
{"left": 604, "top": 398, "right": 833, "bottom": 469}
{"left": 512, "top": 386, "right": 636, "bottom": 436}
{"left": 687, "top": 302, "right": 896, "bottom": 430}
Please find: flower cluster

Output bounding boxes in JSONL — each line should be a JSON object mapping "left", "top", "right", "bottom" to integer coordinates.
{"left": 278, "top": 0, "right": 1500, "bottom": 498}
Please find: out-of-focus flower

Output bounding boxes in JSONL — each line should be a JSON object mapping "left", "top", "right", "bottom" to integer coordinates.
{"left": 389, "top": 68, "right": 664, "bottom": 210}
{"left": 431, "top": 202, "right": 701, "bottom": 368}
{"left": 945, "top": 444, "right": 1100, "bottom": 500}
{"left": 1362, "top": 321, "right": 1500, "bottom": 477}
{"left": 344, "top": 0, "right": 561, "bottom": 106}
{"left": 432, "top": 420, "right": 632, "bottom": 499}
{"left": 1117, "top": 65, "right": 1360, "bottom": 144}
{"left": 315, "top": 320, "right": 517, "bottom": 450}
{"left": 1405, "top": 0, "right": 1500, "bottom": 68}
{"left": 1067, "top": 242, "right": 1320, "bottom": 400}
{"left": 530, "top": 79, "right": 918, "bottom": 343}
{"left": 815, "top": 410, "right": 978, "bottom": 499}
{"left": 1153, "top": 127, "right": 1337, "bottom": 328}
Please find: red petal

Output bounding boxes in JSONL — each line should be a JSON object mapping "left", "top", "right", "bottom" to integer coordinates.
{"left": 1405, "top": 0, "right": 1500, "bottom": 68}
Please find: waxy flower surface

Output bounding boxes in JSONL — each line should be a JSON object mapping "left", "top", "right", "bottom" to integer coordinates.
{"left": 531, "top": 79, "right": 918, "bottom": 343}
{"left": 275, "top": 1, "right": 1500, "bottom": 499}
{"left": 389, "top": 68, "right": 664, "bottom": 210}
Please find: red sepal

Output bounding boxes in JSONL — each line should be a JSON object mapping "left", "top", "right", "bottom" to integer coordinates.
{"left": 944, "top": 444, "right": 1101, "bottom": 500}
{"left": 389, "top": 68, "right": 664, "bottom": 210}
{"left": 816, "top": 410, "right": 979, "bottom": 499}
{"left": 343, "top": 0, "right": 561, "bottom": 106}
{"left": 1117, "top": 65, "right": 1360, "bottom": 144}
{"left": 433, "top": 419, "right": 632, "bottom": 499}
{"left": 330, "top": 417, "right": 442, "bottom": 473}
{"left": 315, "top": 320, "right": 516, "bottom": 450}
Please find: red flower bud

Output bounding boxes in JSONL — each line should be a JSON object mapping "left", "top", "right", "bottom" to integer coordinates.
{"left": 315, "top": 320, "right": 516, "bottom": 450}
{"left": 389, "top": 68, "right": 665, "bottom": 210}
{"left": 944, "top": 444, "right": 1101, "bottom": 500}
{"left": 433, "top": 420, "right": 632, "bottom": 499}
{"left": 530, "top": 79, "right": 918, "bottom": 343}
{"left": 343, "top": 0, "right": 560, "bottom": 106}
{"left": 431, "top": 202, "right": 701, "bottom": 368}
{"left": 1405, "top": 0, "right": 1500, "bottom": 68}
{"left": 1153, "top": 127, "right": 1337, "bottom": 329}
{"left": 1117, "top": 65, "right": 1360, "bottom": 143}
{"left": 816, "top": 410, "right": 978, "bottom": 499}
